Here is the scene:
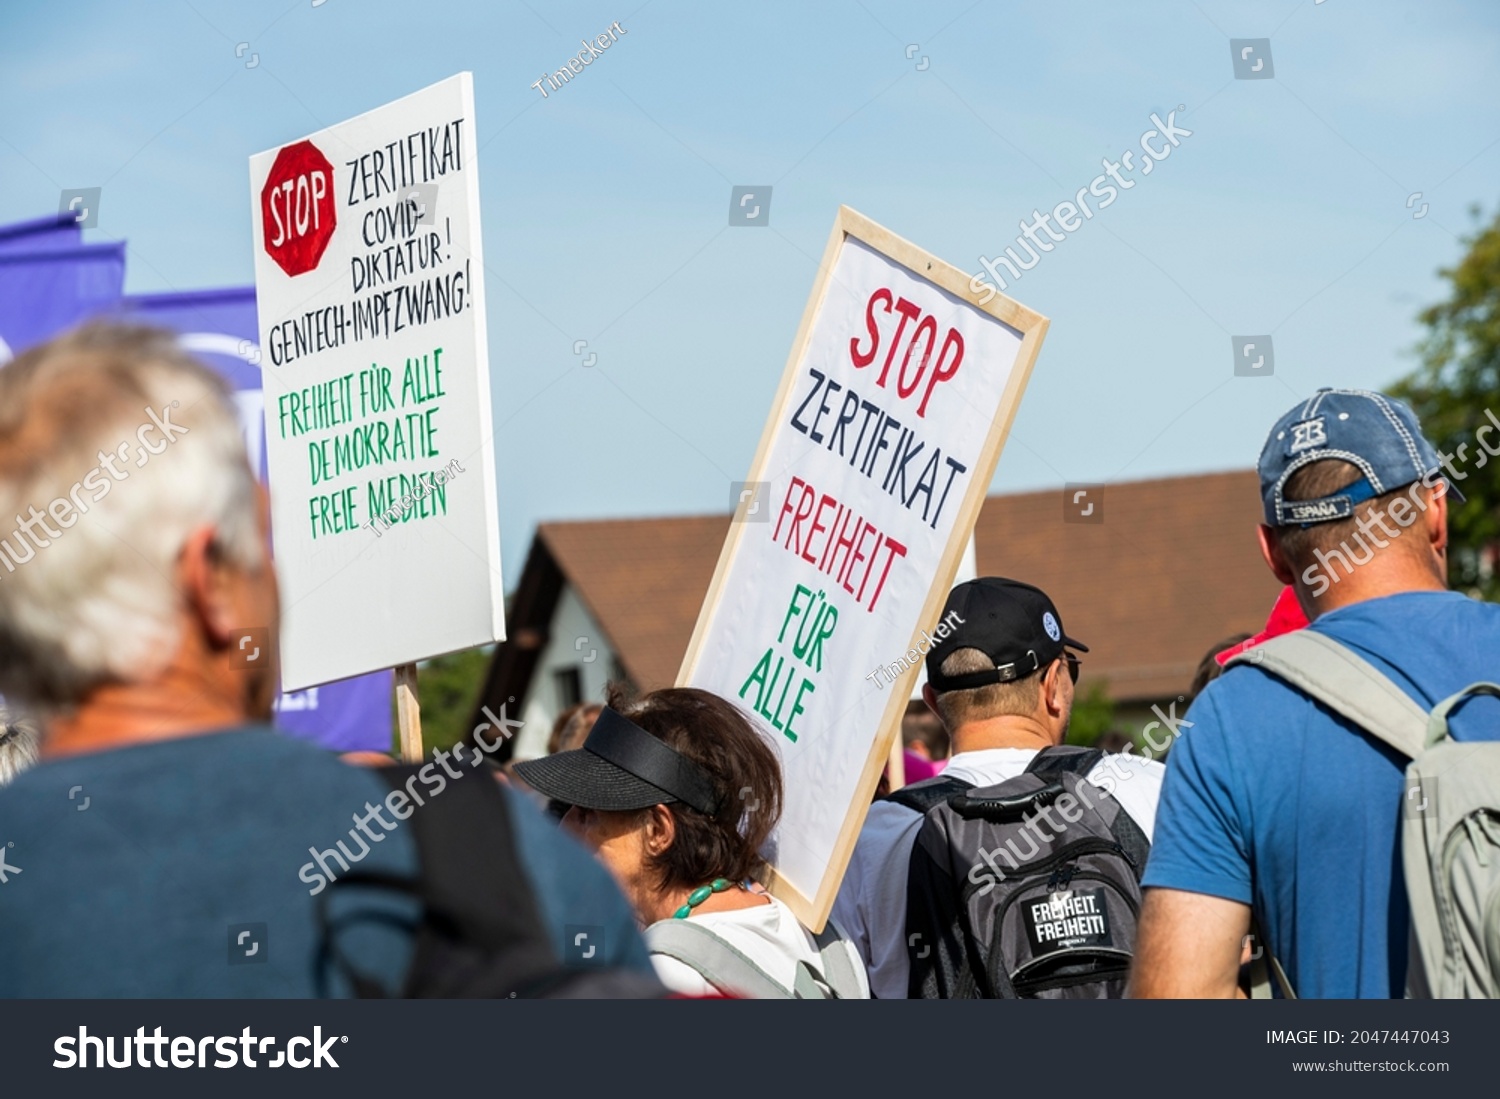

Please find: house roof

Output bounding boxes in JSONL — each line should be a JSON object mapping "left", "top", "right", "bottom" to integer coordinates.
{"left": 971, "top": 469, "right": 1281, "bottom": 701}
{"left": 472, "top": 469, "right": 1283, "bottom": 744}
{"left": 540, "top": 513, "right": 730, "bottom": 690}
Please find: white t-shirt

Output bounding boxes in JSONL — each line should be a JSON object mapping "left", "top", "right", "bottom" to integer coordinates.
{"left": 648, "top": 894, "right": 870, "bottom": 999}
{"left": 831, "top": 747, "right": 1165, "bottom": 1000}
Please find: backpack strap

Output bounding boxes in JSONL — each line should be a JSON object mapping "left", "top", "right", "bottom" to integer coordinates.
{"left": 1104, "top": 798, "right": 1152, "bottom": 880}
{"left": 1025, "top": 744, "right": 1104, "bottom": 778}
{"left": 646, "top": 917, "right": 863, "bottom": 999}
{"left": 315, "top": 765, "right": 560, "bottom": 998}
{"left": 1027, "top": 745, "right": 1151, "bottom": 877}
{"left": 645, "top": 919, "right": 792, "bottom": 999}
{"left": 1426, "top": 681, "right": 1500, "bottom": 748}
{"left": 809, "top": 921, "right": 864, "bottom": 999}
{"left": 1247, "top": 916, "right": 1298, "bottom": 1000}
{"left": 881, "top": 775, "right": 973, "bottom": 815}
{"left": 1224, "top": 632, "right": 1424, "bottom": 1001}
{"left": 1224, "top": 631, "right": 1429, "bottom": 760}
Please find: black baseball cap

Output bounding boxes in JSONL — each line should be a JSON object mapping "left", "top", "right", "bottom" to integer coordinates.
{"left": 925, "top": 577, "right": 1087, "bottom": 692}
{"left": 513, "top": 706, "right": 721, "bottom": 814}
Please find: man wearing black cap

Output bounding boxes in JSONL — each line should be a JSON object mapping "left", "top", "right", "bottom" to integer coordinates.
{"left": 832, "top": 577, "right": 1164, "bottom": 999}
{"left": 1133, "top": 389, "right": 1500, "bottom": 999}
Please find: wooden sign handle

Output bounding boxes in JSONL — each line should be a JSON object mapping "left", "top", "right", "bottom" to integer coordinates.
{"left": 886, "top": 736, "right": 907, "bottom": 792}
{"left": 395, "top": 662, "right": 423, "bottom": 762}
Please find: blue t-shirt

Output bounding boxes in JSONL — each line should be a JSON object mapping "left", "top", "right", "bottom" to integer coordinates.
{"left": 0, "top": 728, "right": 649, "bottom": 996}
{"left": 1142, "top": 590, "right": 1500, "bottom": 999}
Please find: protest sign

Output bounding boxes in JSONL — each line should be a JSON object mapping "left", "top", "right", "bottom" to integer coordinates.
{"left": 679, "top": 207, "right": 1048, "bottom": 929}
{"left": 248, "top": 74, "right": 505, "bottom": 730}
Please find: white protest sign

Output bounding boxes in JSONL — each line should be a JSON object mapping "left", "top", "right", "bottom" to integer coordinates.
{"left": 249, "top": 73, "right": 504, "bottom": 690}
{"left": 679, "top": 207, "right": 1048, "bottom": 929}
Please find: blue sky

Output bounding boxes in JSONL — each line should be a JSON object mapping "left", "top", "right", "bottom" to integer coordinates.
{"left": 3, "top": 0, "right": 1498, "bottom": 578}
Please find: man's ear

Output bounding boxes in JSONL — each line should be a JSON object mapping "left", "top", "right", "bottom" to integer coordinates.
{"left": 1042, "top": 658, "right": 1066, "bottom": 716}
{"left": 644, "top": 803, "right": 677, "bottom": 858}
{"left": 921, "top": 683, "right": 939, "bottom": 715}
{"left": 179, "top": 524, "right": 237, "bottom": 648}
{"left": 1424, "top": 480, "right": 1450, "bottom": 559}
{"left": 1257, "top": 523, "right": 1296, "bottom": 586}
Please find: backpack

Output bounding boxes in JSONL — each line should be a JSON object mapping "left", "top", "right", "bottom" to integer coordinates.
{"left": 644, "top": 915, "right": 866, "bottom": 999}
{"left": 315, "top": 764, "right": 663, "bottom": 999}
{"left": 1227, "top": 630, "right": 1500, "bottom": 999}
{"left": 890, "top": 746, "right": 1151, "bottom": 998}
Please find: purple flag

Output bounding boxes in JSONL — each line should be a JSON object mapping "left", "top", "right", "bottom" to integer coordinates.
{"left": 0, "top": 213, "right": 83, "bottom": 255}
{"left": 0, "top": 211, "right": 84, "bottom": 253}
{"left": 120, "top": 288, "right": 394, "bottom": 752}
{"left": 0, "top": 242, "right": 125, "bottom": 363}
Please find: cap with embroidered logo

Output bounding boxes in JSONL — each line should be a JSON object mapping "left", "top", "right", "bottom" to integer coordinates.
{"left": 925, "top": 577, "right": 1087, "bottom": 693}
{"left": 1258, "top": 388, "right": 1463, "bottom": 528}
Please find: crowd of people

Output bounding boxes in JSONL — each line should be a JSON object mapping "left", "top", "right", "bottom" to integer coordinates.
{"left": 0, "top": 322, "right": 1495, "bottom": 999}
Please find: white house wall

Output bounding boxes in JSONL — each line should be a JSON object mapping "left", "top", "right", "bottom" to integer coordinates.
{"left": 511, "top": 583, "right": 618, "bottom": 760}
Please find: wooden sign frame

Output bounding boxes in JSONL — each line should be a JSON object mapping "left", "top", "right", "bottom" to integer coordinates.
{"left": 678, "top": 205, "right": 1049, "bottom": 930}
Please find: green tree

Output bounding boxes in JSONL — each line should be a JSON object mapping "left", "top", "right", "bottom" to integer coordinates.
{"left": 1066, "top": 680, "right": 1116, "bottom": 747}
{"left": 390, "top": 645, "right": 494, "bottom": 755}
{"left": 1391, "top": 205, "right": 1500, "bottom": 600}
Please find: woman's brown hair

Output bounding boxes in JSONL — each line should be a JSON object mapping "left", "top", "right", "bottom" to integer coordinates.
{"left": 607, "top": 684, "right": 782, "bottom": 892}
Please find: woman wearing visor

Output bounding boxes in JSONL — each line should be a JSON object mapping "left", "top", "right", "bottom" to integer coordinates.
{"left": 515, "top": 687, "right": 868, "bottom": 999}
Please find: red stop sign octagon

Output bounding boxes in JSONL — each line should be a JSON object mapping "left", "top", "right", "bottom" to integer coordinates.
{"left": 261, "top": 140, "right": 336, "bottom": 277}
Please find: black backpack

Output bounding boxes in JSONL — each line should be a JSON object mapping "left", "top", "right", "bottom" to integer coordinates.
{"left": 315, "top": 764, "right": 663, "bottom": 998}
{"left": 888, "top": 746, "right": 1150, "bottom": 998}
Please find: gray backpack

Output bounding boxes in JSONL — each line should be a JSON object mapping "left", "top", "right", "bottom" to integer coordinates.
{"left": 1227, "top": 630, "right": 1500, "bottom": 998}
{"left": 893, "top": 746, "right": 1151, "bottom": 998}
{"left": 644, "top": 917, "right": 865, "bottom": 999}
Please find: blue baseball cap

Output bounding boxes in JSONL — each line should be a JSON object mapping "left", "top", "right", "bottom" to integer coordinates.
{"left": 1258, "top": 388, "right": 1462, "bottom": 528}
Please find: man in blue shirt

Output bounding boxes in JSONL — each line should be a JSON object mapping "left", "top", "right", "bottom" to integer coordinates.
{"left": 0, "top": 323, "right": 651, "bottom": 996}
{"left": 1132, "top": 387, "right": 1500, "bottom": 998}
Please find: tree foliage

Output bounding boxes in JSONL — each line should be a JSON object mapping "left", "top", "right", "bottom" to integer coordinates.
{"left": 390, "top": 645, "right": 493, "bottom": 754}
{"left": 1066, "top": 680, "right": 1116, "bottom": 747}
{"left": 1391, "top": 205, "right": 1500, "bottom": 600}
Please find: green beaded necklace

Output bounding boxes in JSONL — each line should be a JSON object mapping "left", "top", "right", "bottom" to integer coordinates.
{"left": 672, "top": 878, "right": 734, "bottom": 919}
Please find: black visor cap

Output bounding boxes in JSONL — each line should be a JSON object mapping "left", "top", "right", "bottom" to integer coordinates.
{"left": 512, "top": 707, "right": 720, "bottom": 815}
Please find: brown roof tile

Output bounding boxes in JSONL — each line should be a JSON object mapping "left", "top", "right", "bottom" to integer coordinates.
{"left": 971, "top": 469, "right": 1283, "bottom": 701}
{"left": 540, "top": 513, "right": 730, "bottom": 692}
